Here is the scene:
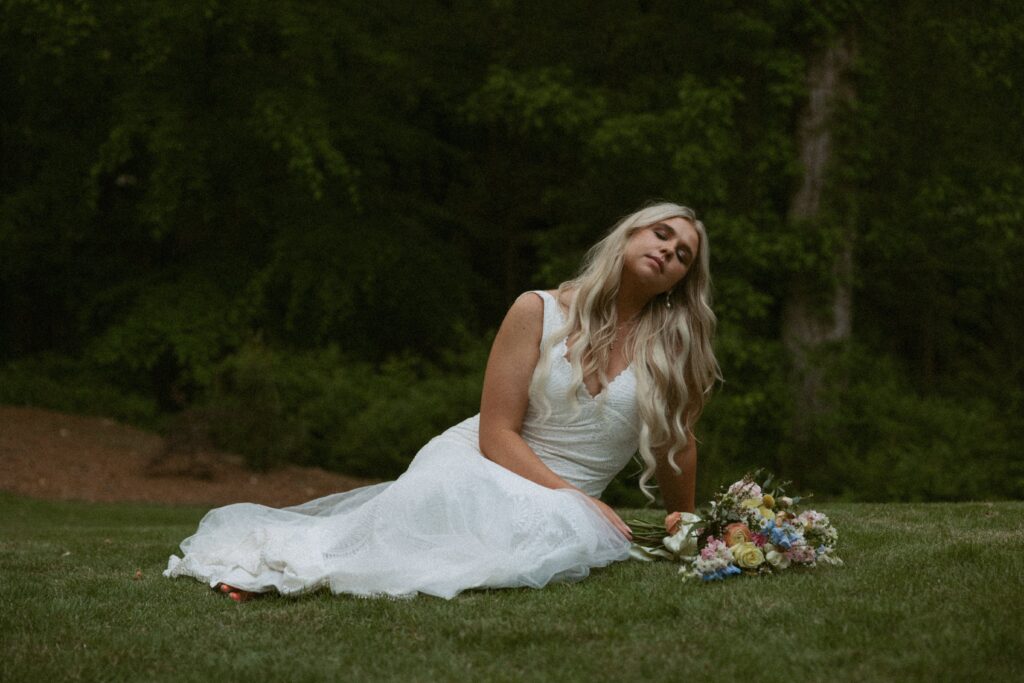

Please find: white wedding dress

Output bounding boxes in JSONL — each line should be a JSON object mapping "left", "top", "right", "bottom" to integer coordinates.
{"left": 164, "top": 291, "right": 639, "bottom": 599}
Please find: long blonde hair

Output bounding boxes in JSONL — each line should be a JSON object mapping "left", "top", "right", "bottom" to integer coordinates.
{"left": 531, "top": 201, "right": 721, "bottom": 501}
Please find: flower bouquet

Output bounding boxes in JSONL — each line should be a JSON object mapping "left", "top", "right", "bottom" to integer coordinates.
{"left": 628, "top": 471, "right": 842, "bottom": 581}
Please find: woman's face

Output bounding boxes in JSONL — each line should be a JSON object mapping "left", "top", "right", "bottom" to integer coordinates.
{"left": 622, "top": 217, "right": 700, "bottom": 295}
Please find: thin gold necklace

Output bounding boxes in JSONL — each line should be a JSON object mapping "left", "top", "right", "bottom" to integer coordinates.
{"left": 609, "top": 319, "right": 636, "bottom": 352}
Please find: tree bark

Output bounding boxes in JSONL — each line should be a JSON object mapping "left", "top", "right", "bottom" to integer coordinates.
{"left": 782, "top": 36, "right": 856, "bottom": 431}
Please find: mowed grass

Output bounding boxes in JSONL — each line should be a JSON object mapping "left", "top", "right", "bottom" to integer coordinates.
{"left": 1, "top": 494, "right": 1021, "bottom": 682}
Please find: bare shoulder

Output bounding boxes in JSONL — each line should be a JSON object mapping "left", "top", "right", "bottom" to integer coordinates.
{"left": 498, "top": 292, "right": 545, "bottom": 338}
{"left": 484, "top": 293, "right": 546, "bottom": 381}
{"left": 510, "top": 290, "right": 545, "bottom": 316}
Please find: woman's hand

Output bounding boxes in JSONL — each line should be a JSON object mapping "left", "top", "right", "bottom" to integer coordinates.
{"left": 586, "top": 495, "right": 633, "bottom": 541}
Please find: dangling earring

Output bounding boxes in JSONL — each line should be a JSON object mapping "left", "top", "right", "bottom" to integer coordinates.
{"left": 665, "top": 289, "right": 674, "bottom": 308}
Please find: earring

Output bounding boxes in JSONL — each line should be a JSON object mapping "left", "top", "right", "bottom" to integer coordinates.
{"left": 665, "top": 289, "right": 674, "bottom": 308}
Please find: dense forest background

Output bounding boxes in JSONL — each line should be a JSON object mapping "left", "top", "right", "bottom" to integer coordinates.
{"left": 2, "top": 0, "right": 1022, "bottom": 504}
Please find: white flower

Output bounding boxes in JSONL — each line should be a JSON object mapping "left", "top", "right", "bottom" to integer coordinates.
{"left": 797, "top": 510, "right": 829, "bottom": 531}
{"left": 693, "top": 556, "right": 729, "bottom": 575}
{"left": 662, "top": 512, "right": 701, "bottom": 557}
{"left": 817, "top": 552, "right": 844, "bottom": 566}
{"left": 764, "top": 543, "right": 791, "bottom": 569}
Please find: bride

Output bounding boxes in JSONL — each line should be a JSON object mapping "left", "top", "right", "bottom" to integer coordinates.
{"left": 164, "top": 201, "right": 720, "bottom": 600}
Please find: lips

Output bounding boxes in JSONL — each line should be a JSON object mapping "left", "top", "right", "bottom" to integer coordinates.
{"left": 645, "top": 255, "right": 664, "bottom": 272}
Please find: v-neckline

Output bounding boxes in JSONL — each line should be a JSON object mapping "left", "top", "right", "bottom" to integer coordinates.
{"left": 545, "top": 292, "right": 633, "bottom": 401}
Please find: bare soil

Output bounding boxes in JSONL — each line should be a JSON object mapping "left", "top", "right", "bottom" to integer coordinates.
{"left": 0, "top": 405, "right": 375, "bottom": 507}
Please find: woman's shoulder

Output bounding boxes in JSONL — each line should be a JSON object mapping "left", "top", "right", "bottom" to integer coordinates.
{"left": 516, "top": 289, "right": 572, "bottom": 322}
{"left": 501, "top": 292, "right": 546, "bottom": 335}
{"left": 509, "top": 289, "right": 553, "bottom": 309}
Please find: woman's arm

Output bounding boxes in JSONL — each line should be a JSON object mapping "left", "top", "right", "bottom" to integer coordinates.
{"left": 654, "top": 434, "right": 697, "bottom": 513}
{"left": 478, "top": 293, "right": 569, "bottom": 489}
{"left": 478, "top": 292, "right": 632, "bottom": 539}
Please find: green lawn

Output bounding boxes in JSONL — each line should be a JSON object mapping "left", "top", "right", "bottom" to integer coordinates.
{"left": 1, "top": 493, "right": 1021, "bottom": 682}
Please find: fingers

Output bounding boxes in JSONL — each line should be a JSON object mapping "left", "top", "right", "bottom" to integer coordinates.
{"left": 584, "top": 495, "right": 633, "bottom": 541}
{"left": 615, "top": 516, "right": 633, "bottom": 541}
{"left": 601, "top": 503, "right": 632, "bottom": 541}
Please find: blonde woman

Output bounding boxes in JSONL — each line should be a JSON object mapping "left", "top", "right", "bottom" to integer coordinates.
{"left": 165, "top": 201, "right": 720, "bottom": 601}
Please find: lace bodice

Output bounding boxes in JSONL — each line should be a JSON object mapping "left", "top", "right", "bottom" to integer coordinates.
{"left": 419, "top": 290, "right": 640, "bottom": 497}
{"left": 520, "top": 290, "right": 640, "bottom": 497}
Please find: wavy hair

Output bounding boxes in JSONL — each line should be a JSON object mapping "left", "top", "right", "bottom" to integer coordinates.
{"left": 531, "top": 201, "right": 722, "bottom": 501}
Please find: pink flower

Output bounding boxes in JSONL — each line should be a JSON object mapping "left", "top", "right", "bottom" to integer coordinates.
{"left": 728, "top": 480, "right": 762, "bottom": 498}
{"left": 665, "top": 511, "right": 682, "bottom": 535}
{"left": 700, "top": 536, "right": 726, "bottom": 560}
{"left": 785, "top": 544, "right": 816, "bottom": 564}
{"left": 751, "top": 533, "right": 766, "bottom": 547}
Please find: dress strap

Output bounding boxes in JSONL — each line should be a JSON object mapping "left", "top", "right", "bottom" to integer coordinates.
{"left": 529, "top": 290, "right": 567, "bottom": 346}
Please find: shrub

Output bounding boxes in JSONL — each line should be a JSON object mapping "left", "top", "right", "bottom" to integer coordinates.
{"left": 0, "top": 353, "right": 158, "bottom": 425}
{"left": 810, "top": 347, "right": 1023, "bottom": 501}
{"left": 199, "top": 335, "right": 488, "bottom": 477}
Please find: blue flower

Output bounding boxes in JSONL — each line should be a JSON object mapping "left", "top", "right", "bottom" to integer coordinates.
{"left": 701, "top": 565, "right": 742, "bottom": 581}
{"left": 765, "top": 520, "right": 793, "bottom": 550}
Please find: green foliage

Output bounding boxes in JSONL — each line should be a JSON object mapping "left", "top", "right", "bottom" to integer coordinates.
{"left": 589, "top": 75, "right": 742, "bottom": 207}
{"left": 1, "top": 0, "right": 1022, "bottom": 497}
{"left": 464, "top": 65, "right": 606, "bottom": 137}
{"left": 201, "top": 343, "right": 311, "bottom": 471}
{"left": 200, "top": 336, "right": 489, "bottom": 476}
{"left": 809, "top": 347, "right": 1024, "bottom": 502}
{"left": 248, "top": 216, "right": 480, "bottom": 357}
{"left": 0, "top": 354, "right": 158, "bottom": 425}
{"left": 88, "top": 271, "right": 250, "bottom": 397}
{"left": 695, "top": 328, "right": 793, "bottom": 502}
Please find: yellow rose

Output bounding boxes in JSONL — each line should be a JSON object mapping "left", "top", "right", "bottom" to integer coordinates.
{"left": 762, "top": 494, "right": 775, "bottom": 508}
{"left": 731, "top": 542, "right": 765, "bottom": 569}
{"left": 758, "top": 506, "right": 774, "bottom": 520}
{"left": 740, "top": 497, "right": 763, "bottom": 509}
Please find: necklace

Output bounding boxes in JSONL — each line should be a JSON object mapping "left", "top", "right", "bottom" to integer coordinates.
{"left": 609, "top": 319, "right": 636, "bottom": 352}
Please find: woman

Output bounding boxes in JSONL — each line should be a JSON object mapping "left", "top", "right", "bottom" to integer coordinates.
{"left": 164, "top": 201, "right": 720, "bottom": 601}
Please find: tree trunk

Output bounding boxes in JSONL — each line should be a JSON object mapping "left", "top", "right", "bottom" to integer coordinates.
{"left": 782, "top": 36, "right": 856, "bottom": 437}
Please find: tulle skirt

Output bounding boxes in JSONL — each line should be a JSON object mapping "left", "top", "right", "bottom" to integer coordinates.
{"left": 163, "top": 418, "right": 631, "bottom": 599}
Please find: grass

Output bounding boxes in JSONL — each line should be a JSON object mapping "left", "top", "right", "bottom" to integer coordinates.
{"left": 1, "top": 493, "right": 1021, "bottom": 682}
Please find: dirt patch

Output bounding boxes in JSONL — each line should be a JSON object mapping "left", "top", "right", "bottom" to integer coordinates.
{"left": 0, "top": 405, "right": 376, "bottom": 507}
